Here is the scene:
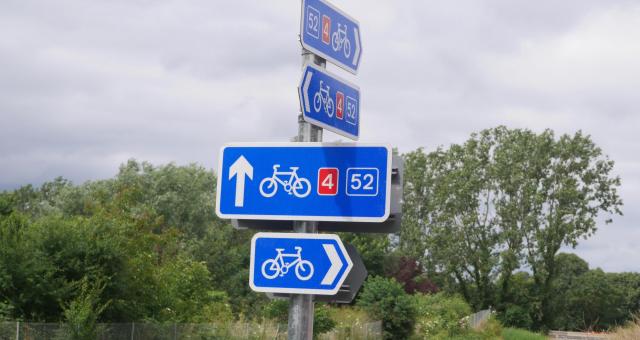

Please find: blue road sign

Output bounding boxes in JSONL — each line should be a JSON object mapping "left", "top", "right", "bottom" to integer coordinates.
{"left": 299, "top": 63, "right": 360, "bottom": 140}
{"left": 300, "top": 0, "right": 362, "bottom": 74}
{"left": 250, "top": 232, "right": 353, "bottom": 295}
{"left": 215, "top": 143, "right": 391, "bottom": 222}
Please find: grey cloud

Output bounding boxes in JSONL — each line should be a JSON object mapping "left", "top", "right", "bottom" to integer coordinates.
{"left": 1, "top": 0, "right": 639, "bottom": 271}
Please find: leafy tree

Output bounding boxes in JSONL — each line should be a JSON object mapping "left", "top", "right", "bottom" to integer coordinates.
{"left": 400, "top": 127, "right": 622, "bottom": 330}
{"left": 565, "top": 269, "right": 626, "bottom": 331}
{"left": 548, "top": 253, "right": 590, "bottom": 330}
{"left": 385, "top": 255, "right": 438, "bottom": 294}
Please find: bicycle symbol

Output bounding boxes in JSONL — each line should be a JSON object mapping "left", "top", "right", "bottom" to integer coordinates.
{"left": 331, "top": 23, "right": 351, "bottom": 58}
{"left": 261, "top": 246, "right": 314, "bottom": 281}
{"left": 259, "top": 165, "right": 312, "bottom": 198}
{"left": 313, "top": 80, "right": 335, "bottom": 117}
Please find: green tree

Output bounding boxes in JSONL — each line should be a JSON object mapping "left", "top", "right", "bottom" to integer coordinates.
{"left": 400, "top": 127, "right": 622, "bottom": 329}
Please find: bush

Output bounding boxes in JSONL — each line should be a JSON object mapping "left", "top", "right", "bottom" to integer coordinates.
{"left": 313, "top": 304, "right": 336, "bottom": 336}
{"left": 413, "top": 293, "right": 472, "bottom": 338}
{"left": 262, "top": 299, "right": 289, "bottom": 324}
{"left": 59, "top": 277, "right": 110, "bottom": 340}
{"left": 357, "top": 276, "right": 416, "bottom": 339}
{"left": 500, "top": 305, "right": 532, "bottom": 329}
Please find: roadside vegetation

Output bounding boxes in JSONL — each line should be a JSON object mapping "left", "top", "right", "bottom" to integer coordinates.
{"left": 0, "top": 127, "right": 636, "bottom": 339}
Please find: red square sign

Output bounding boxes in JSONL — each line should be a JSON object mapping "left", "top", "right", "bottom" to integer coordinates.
{"left": 317, "top": 168, "right": 338, "bottom": 196}
{"left": 322, "top": 15, "right": 331, "bottom": 45}
{"left": 336, "top": 91, "right": 344, "bottom": 120}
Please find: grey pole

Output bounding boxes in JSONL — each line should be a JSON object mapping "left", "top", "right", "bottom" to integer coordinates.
{"left": 287, "top": 46, "right": 325, "bottom": 340}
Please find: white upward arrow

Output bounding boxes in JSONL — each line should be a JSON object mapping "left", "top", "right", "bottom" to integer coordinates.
{"left": 321, "top": 244, "right": 343, "bottom": 285}
{"left": 229, "top": 155, "right": 253, "bottom": 207}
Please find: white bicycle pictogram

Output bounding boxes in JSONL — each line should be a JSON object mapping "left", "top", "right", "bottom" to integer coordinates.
{"left": 259, "top": 165, "right": 312, "bottom": 198}
{"left": 261, "top": 246, "right": 314, "bottom": 281}
{"left": 313, "top": 80, "right": 335, "bottom": 117}
{"left": 331, "top": 23, "right": 351, "bottom": 58}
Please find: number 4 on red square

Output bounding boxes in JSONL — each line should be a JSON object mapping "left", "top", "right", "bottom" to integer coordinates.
{"left": 317, "top": 168, "right": 338, "bottom": 195}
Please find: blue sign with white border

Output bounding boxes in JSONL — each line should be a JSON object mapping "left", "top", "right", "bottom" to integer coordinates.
{"left": 300, "top": 0, "right": 362, "bottom": 74}
{"left": 215, "top": 143, "right": 391, "bottom": 222}
{"left": 299, "top": 63, "right": 359, "bottom": 140}
{"left": 250, "top": 232, "right": 353, "bottom": 295}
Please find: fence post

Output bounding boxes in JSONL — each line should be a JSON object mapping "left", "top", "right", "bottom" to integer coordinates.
{"left": 15, "top": 321, "right": 19, "bottom": 340}
{"left": 131, "top": 322, "right": 135, "bottom": 340}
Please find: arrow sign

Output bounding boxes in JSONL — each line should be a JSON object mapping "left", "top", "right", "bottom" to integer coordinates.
{"left": 216, "top": 143, "right": 392, "bottom": 222}
{"left": 250, "top": 232, "right": 353, "bottom": 295}
{"left": 300, "top": 0, "right": 362, "bottom": 74}
{"left": 299, "top": 63, "right": 360, "bottom": 140}
{"left": 228, "top": 155, "right": 253, "bottom": 207}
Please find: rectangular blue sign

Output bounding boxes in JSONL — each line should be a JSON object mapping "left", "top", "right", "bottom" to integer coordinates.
{"left": 300, "top": 0, "right": 362, "bottom": 74}
{"left": 215, "top": 143, "right": 391, "bottom": 222}
{"left": 250, "top": 233, "right": 353, "bottom": 295}
{"left": 299, "top": 63, "right": 359, "bottom": 140}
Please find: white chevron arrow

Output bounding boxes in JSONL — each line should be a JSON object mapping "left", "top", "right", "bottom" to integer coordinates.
{"left": 321, "top": 244, "right": 343, "bottom": 285}
{"left": 302, "top": 70, "right": 313, "bottom": 113}
{"left": 352, "top": 27, "right": 360, "bottom": 66}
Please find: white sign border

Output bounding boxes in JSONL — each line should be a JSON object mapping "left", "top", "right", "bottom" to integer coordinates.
{"left": 215, "top": 142, "right": 392, "bottom": 223}
{"left": 298, "top": 63, "right": 361, "bottom": 141}
{"left": 299, "top": 0, "right": 362, "bottom": 75}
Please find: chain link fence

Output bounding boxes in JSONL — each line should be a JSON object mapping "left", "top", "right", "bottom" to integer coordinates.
{"left": 0, "top": 321, "right": 381, "bottom": 340}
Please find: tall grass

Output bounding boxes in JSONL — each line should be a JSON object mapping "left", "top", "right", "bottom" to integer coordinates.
{"left": 502, "top": 327, "right": 546, "bottom": 340}
{"left": 611, "top": 315, "right": 640, "bottom": 340}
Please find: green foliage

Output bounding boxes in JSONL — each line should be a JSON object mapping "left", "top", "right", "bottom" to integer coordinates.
{"left": 500, "top": 305, "right": 532, "bottom": 330}
{"left": 413, "top": 293, "right": 471, "bottom": 338}
{"left": 357, "top": 276, "right": 416, "bottom": 339}
{"left": 0, "top": 160, "right": 247, "bottom": 324}
{"left": 400, "top": 127, "right": 623, "bottom": 328}
{"left": 501, "top": 327, "right": 546, "bottom": 340}
{"left": 59, "top": 277, "right": 110, "bottom": 340}
{"left": 262, "top": 299, "right": 289, "bottom": 324}
{"left": 479, "top": 316, "right": 503, "bottom": 338}
{"left": 313, "top": 304, "right": 336, "bottom": 337}
{"left": 338, "top": 232, "right": 389, "bottom": 276}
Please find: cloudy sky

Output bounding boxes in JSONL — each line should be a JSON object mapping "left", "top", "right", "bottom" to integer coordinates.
{"left": 1, "top": 1, "right": 639, "bottom": 271}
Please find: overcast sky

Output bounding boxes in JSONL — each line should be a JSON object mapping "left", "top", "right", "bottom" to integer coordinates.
{"left": 1, "top": 1, "right": 639, "bottom": 271}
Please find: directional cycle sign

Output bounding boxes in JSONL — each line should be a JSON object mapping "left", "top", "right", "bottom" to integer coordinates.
{"left": 250, "top": 232, "right": 352, "bottom": 295}
{"left": 299, "top": 63, "right": 359, "bottom": 140}
{"left": 300, "top": 0, "right": 362, "bottom": 74}
{"left": 216, "top": 143, "right": 391, "bottom": 222}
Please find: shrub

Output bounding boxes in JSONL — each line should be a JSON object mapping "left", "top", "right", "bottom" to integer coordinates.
{"left": 313, "top": 304, "right": 336, "bottom": 336}
{"left": 262, "top": 299, "right": 289, "bottom": 324}
{"left": 500, "top": 305, "right": 532, "bottom": 329}
{"left": 357, "top": 276, "right": 416, "bottom": 339}
{"left": 413, "top": 293, "right": 472, "bottom": 338}
{"left": 58, "top": 277, "right": 110, "bottom": 340}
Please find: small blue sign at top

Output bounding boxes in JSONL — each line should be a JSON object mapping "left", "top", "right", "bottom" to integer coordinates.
{"left": 299, "top": 63, "right": 359, "bottom": 140}
{"left": 300, "top": 0, "right": 362, "bottom": 74}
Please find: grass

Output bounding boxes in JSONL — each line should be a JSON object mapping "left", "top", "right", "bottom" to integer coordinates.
{"left": 610, "top": 316, "right": 640, "bottom": 340}
{"left": 501, "top": 327, "right": 547, "bottom": 340}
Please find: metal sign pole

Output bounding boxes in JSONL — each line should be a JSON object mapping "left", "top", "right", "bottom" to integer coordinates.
{"left": 287, "top": 48, "right": 325, "bottom": 340}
